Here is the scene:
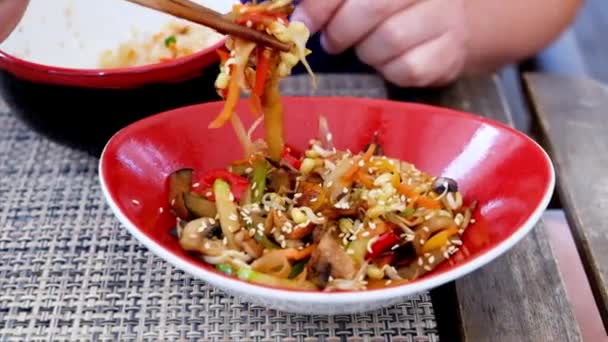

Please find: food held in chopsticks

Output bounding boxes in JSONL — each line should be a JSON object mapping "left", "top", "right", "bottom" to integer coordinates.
{"left": 165, "top": 0, "right": 477, "bottom": 291}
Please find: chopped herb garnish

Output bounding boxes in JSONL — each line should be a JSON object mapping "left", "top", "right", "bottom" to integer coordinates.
{"left": 164, "top": 35, "right": 177, "bottom": 47}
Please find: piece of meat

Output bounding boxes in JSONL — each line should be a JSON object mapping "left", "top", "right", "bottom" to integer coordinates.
{"left": 309, "top": 231, "right": 356, "bottom": 281}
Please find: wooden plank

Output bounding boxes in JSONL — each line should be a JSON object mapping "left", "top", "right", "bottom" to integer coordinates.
{"left": 390, "top": 75, "right": 582, "bottom": 341}
{"left": 524, "top": 72, "right": 608, "bottom": 330}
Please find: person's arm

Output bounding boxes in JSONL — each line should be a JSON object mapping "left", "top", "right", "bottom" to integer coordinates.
{"left": 465, "top": 0, "right": 583, "bottom": 74}
{"left": 292, "top": 0, "right": 583, "bottom": 87}
{"left": 0, "top": 0, "right": 29, "bottom": 43}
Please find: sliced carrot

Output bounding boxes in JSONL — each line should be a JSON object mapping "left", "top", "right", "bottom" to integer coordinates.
{"left": 363, "top": 143, "right": 376, "bottom": 161}
{"left": 356, "top": 168, "right": 375, "bottom": 188}
{"left": 209, "top": 64, "right": 242, "bottom": 128}
{"left": 279, "top": 245, "right": 315, "bottom": 260}
{"left": 341, "top": 158, "right": 361, "bottom": 183}
{"left": 341, "top": 144, "right": 377, "bottom": 184}
{"left": 416, "top": 196, "right": 442, "bottom": 209}
{"left": 421, "top": 226, "right": 459, "bottom": 253}
{"left": 396, "top": 183, "right": 418, "bottom": 198}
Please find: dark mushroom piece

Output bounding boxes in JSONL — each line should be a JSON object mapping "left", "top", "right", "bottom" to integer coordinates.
{"left": 432, "top": 177, "right": 458, "bottom": 194}
{"left": 178, "top": 217, "right": 222, "bottom": 254}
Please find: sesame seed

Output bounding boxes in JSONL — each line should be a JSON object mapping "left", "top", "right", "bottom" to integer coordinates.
{"left": 294, "top": 193, "right": 303, "bottom": 199}
{"left": 229, "top": 214, "right": 238, "bottom": 221}
{"left": 417, "top": 258, "right": 424, "bottom": 266}
{"left": 204, "top": 242, "right": 211, "bottom": 249}
{"left": 270, "top": 228, "right": 276, "bottom": 234}
{"left": 423, "top": 265, "right": 432, "bottom": 271}
{"left": 209, "top": 218, "right": 216, "bottom": 225}
{"left": 419, "top": 239, "right": 425, "bottom": 245}
{"left": 339, "top": 232, "right": 345, "bottom": 238}
{"left": 388, "top": 160, "right": 395, "bottom": 165}
{"left": 248, "top": 229, "right": 255, "bottom": 237}
{"left": 342, "top": 188, "right": 349, "bottom": 194}
{"left": 369, "top": 221, "right": 377, "bottom": 229}
{"left": 470, "top": 219, "right": 476, "bottom": 224}
{"left": 451, "top": 239, "right": 463, "bottom": 246}
{"left": 192, "top": 182, "right": 201, "bottom": 188}
{"left": 246, "top": 20, "right": 253, "bottom": 27}
{"left": 458, "top": 229, "right": 464, "bottom": 235}
{"left": 310, "top": 198, "right": 318, "bottom": 202}
{"left": 385, "top": 280, "right": 392, "bottom": 285}
{"left": 170, "top": 198, "right": 176, "bottom": 206}
{"left": 328, "top": 276, "right": 334, "bottom": 282}
{"left": 326, "top": 132, "right": 333, "bottom": 141}
{"left": 251, "top": 182, "right": 257, "bottom": 190}
{"left": 297, "top": 246, "right": 303, "bottom": 250}
{"left": 228, "top": 193, "right": 235, "bottom": 202}
{"left": 205, "top": 191, "right": 212, "bottom": 197}
{"left": 428, "top": 256, "right": 435, "bottom": 264}
{"left": 391, "top": 244, "right": 400, "bottom": 250}
{"left": 158, "top": 207, "right": 164, "bottom": 213}
{"left": 362, "top": 231, "right": 370, "bottom": 237}
{"left": 326, "top": 181, "right": 333, "bottom": 187}
{"left": 222, "top": 237, "right": 228, "bottom": 245}
{"left": 358, "top": 160, "right": 365, "bottom": 167}
{"left": 349, "top": 235, "right": 357, "bottom": 241}
{"left": 277, "top": 210, "right": 283, "bottom": 217}
{"left": 245, "top": 167, "right": 253, "bottom": 173}
{"left": 443, "top": 251, "right": 450, "bottom": 259}
{"left": 131, "top": 199, "right": 140, "bottom": 205}
{"left": 346, "top": 249, "right": 354, "bottom": 255}
{"left": 422, "top": 226, "right": 429, "bottom": 233}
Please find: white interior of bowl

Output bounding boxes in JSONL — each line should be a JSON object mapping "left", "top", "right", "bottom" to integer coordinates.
{"left": 0, "top": 0, "right": 236, "bottom": 69}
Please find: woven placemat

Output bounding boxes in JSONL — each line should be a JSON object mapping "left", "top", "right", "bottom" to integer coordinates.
{"left": 0, "top": 74, "right": 439, "bottom": 341}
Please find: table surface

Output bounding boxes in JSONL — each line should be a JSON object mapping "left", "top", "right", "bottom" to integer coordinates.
{"left": 1, "top": 70, "right": 604, "bottom": 341}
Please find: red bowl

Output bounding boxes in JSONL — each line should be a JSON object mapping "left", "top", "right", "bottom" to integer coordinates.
{"left": 99, "top": 97, "right": 555, "bottom": 314}
{"left": 0, "top": 0, "right": 236, "bottom": 155}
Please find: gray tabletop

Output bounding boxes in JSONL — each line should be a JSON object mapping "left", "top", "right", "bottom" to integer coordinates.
{"left": 0, "top": 75, "right": 439, "bottom": 341}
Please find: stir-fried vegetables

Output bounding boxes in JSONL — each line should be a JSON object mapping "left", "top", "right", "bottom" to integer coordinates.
{"left": 168, "top": 118, "right": 478, "bottom": 291}
{"left": 165, "top": 0, "right": 478, "bottom": 291}
{"left": 211, "top": 0, "right": 315, "bottom": 161}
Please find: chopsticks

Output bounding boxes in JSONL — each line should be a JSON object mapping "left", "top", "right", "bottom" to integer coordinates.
{"left": 124, "top": 0, "right": 292, "bottom": 52}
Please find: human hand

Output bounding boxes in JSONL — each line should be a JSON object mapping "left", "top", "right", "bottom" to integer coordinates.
{"left": 291, "top": 0, "right": 470, "bottom": 87}
{"left": 0, "top": 0, "right": 29, "bottom": 43}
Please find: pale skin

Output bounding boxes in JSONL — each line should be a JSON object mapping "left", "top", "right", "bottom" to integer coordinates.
{"left": 0, "top": 0, "right": 29, "bottom": 43}
{"left": 291, "top": 0, "right": 583, "bottom": 87}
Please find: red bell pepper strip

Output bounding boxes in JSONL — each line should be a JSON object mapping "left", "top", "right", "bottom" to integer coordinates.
{"left": 250, "top": 47, "right": 271, "bottom": 115}
{"left": 374, "top": 252, "right": 396, "bottom": 268}
{"left": 282, "top": 146, "right": 301, "bottom": 169}
{"left": 194, "top": 169, "right": 249, "bottom": 202}
{"left": 216, "top": 48, "right": 230, "bottom": 63}
{"left": 366, "top": 232, "right": 401, "bottom": 260}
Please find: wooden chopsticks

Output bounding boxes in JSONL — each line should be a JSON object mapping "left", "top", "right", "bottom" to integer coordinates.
{"left": 125, "top": 0, "right": 292, "bottom": 52}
